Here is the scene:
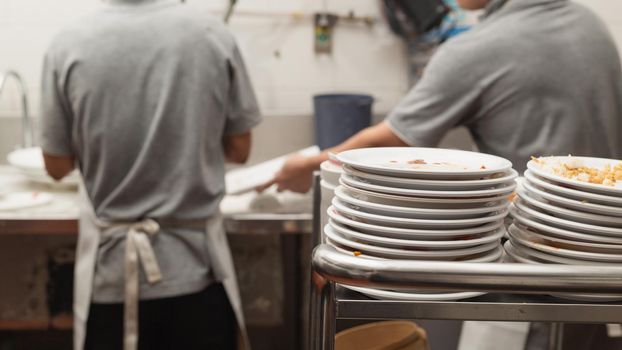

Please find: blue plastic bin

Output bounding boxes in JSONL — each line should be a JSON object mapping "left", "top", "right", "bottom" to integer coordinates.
{"left": 313, "top": 94, "right": 374, "bottom": 150}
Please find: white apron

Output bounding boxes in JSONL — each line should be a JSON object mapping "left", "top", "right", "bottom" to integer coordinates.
{"left": 73, "top": 186, "right": 250, "bottom": 350}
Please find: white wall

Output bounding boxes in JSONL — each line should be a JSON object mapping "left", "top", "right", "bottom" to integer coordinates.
{"left": 576, "top": 0, "right": 622, "bottom": 50}
{"left": 1, "top": 0, "right": 621, "bottom": 160}
{"left": 2, "top": 0, "right": 622, "bottom": 120}
{"left": 0, "top": 0, "right": 409, "bottom": 120}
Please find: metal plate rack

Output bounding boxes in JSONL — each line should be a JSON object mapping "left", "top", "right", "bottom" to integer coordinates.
{"left": 308, "top": 175, "right": 622, "bottom": 350}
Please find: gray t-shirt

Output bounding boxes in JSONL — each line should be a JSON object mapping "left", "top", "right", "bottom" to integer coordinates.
{"left": 387, "top": 0, "right": 622, "bottom": 172}
{"left": 40, "top": 1, "right": 261, "bottom": 302}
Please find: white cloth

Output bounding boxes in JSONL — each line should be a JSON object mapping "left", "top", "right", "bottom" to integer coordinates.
{"left": 458, "top": 321, "right": 529, "bottom": 350}
{"left": 73, "top": 187, "right": 250, "bottom": 350}
{"left": 90, "top": 218, "right": 162, "bottom": 350}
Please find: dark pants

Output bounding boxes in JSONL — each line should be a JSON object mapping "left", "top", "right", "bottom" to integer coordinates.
{"left": 85, "top": 284, "right": 237, "bottom": 350}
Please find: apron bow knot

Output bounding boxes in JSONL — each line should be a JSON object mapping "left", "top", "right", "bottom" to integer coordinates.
{"left": 124, "top": 218, "right": 163, "bottom": 350}
{"left": 130, "top": 218, "right": 160, "bottom": 236}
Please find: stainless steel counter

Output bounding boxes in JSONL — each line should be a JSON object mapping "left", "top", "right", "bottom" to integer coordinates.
{"left": 0, "top": 165, "right": 313, "bottom": 235}
{"left": 0, "top": 166, "right": 312, "bottom": 350}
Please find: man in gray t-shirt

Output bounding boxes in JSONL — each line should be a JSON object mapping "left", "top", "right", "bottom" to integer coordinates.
{"left": 263, "top": 1, "right": 622, "bottom": 349}
{"left": 263, "top": 0, "right": 622, "bottom": 189}
{"left": 40, "top": 0, "right": 261, "bottom": 349}
{"left": 386, "top": 0, "right": 622, "bottom": 173}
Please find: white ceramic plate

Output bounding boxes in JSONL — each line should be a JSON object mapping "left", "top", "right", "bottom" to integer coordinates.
{"left": 509, "top": 204, "right": 622, "bottom": 245}
{"left": 325, "top": 239, "right": 383, "bottom": 260}
{"left": 335, "top": 186, "right": 508, "bottom": 220}
{"left": 507, "top": 236, "right": 606, "bottom": 265}
{"left": 514, "top": 198, "right": 622, "bottom": 237}
{"left": 343, "top": 165, "right": 518, "bottom": 190}
{"left": 522, "top": 180, "right": 622, "bottom": 217}
{"left": 339, "top": 181, "right": 509, "bottom": 209}
{"left": 320, "top": 160, "right": 342, "bottom": 186}
{"left": 341, "top": 174, "right": 516, "bottom": 199}
{"left": 7, "top": 147, "right": 48, "bottom": 170}
{"left": 332, "top": 199, "right": 509, "bottom": 230}
{"left": 328, "top": 207, "right": 505, "bottom": 240}
{"left": 510, "top": 224, "right": 622, "bottom": 254}
{"left": 341, "top": 285, "right": 486, "bottom": 301}
{"left": 504, "top": 241, "right": 545, "bottom": 264}
{"left": 527, "top": 156, "right": 622, "bottom": 196}
{"left": 518, "top": 186, "right": 622, "bottom": 227}
{"left": 329, "top": 220, "right": 505, "bottom": 249}
{"left": 325, "top": 224, "right": 500, "bottom": 260}
{"left": 503, "top": 242, "right": 622, "bottom": 301}
{"left": 524, "top": 170, "right": 622, "bottom": 207}
{"left": 508, "top": 225, "right": 622, "bottom": 262}
{"left": 327, "top": 237, "right": 504, "bottom": 263}
{"left": 550, "top": 293, "right": 622, "bottom": 302}
{"left": 0, "top": 192, "right": 53, "bottom": 211}
{"left": 337, "top": 147, "right": 512, "bottom": 179}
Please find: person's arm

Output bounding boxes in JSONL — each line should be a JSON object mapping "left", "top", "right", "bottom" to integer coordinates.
{"left": 260, "top": 43, "right": 483, "bottom": 194}
{"left": 257, "top": 121, "right": 407, "bottom": 193}
{"left": 43, "top": 153, "right": 74, "bottom": 181}
{"left": 40, "top": 48, "right": 76, "bottom": 181}
{"left": 223, "top": 131, "right": 252, "bottom": 164}
{"left": 221, "top": 37, "right": 261, "bottom": 166}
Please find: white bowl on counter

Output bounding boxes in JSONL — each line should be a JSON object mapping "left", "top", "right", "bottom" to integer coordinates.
{"left": 320, "top": 160, "right": 342, "bottom": 187}
{"left": 7, "top": 147, "right": 80, "bottom": 187}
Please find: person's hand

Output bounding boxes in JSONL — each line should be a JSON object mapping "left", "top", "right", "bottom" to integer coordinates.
{"left": 257, "top": 154, "right": 315, "bottom": 193}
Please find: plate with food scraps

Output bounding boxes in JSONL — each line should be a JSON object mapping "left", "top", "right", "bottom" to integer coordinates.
{"left": 332, "top": 198, "right": 509, "bottom": 229}
{"left": 522, "top": 180, "right": 622, "bottom": 217}
{"left": 509, "top": 204, "right": 622, "bottom": 244}
{"left": 343, "top": 165, "right": 518, "bottom": 190}
{"left": 339, "top": 181, "right": 510, "bottom": 209}
{"left": 514, "top": 198, "right": 622, "bottom": 237}
{"left": 507, "top": 235, "right": 607, "bottom": 265}
{"left": 325, "top": 224, "right": 500, "bottom": 260}
{"left": 335, "top": 186, "right": 509, "bottom": 219}
{"left": 517, "top": 186, "right": 622, "bottom": 227}
{"left": 336, "top": 147, "right": 512, "bottom": 179}
{"left": 325, "top": 238, "right": 382, "bottom": 260}
{"left": 340, "top": 174, "right": 516, "bottom": 198}
{"left": 509, "top": 223, "right": 622, "bottom": 255}
{"left": 524, "top": 170, "right": 622, "bottom": 207}
{"left": 328, "top": 207, "right": 505, "bottom": 240}
{"left": 329, "top": 220, "right": 505, "bottom": 249}
{"left": 527, "top": 156, "right": 622, "bottom": 196}
{"left": 508, "top": 224, "right": 622, "bottom": 262}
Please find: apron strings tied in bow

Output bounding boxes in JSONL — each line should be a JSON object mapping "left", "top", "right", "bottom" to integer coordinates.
{"left": 123, "top": 219, "right": 162, "bottom": 350}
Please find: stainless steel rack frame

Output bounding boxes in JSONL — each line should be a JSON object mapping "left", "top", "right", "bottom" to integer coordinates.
{"left": 308, "top": 175, "right": 622, "bottom": 350}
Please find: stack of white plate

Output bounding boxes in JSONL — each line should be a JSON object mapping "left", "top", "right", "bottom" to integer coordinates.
{"left": 328, "top": 147, "right": 517, "bottom": 301}
{"left": 507, "top": 156, "right": 622, "bottom": 301}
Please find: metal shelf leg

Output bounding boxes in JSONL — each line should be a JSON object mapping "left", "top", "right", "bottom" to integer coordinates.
{"left": 548, "top": 323, "right": 564, "bottom": 350}
{"left": 310, "top": 275, "right": 336, "bottom": 350}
